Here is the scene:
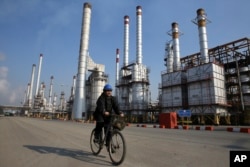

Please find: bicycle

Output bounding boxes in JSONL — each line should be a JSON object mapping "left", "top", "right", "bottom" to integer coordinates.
{"left": 90, "top": 115, "right": 126, "bottom": 165}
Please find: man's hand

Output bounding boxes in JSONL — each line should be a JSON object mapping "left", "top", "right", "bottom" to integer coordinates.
{"left": 104, "top": 111, "right": 110, "bottom": 116}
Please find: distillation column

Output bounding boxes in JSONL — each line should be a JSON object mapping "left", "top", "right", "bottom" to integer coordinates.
{"left": 131, "top": 6, "right": 149, "bottom": 113}
{"left": 48, "top": 76, "right": 54, "bottom": 111}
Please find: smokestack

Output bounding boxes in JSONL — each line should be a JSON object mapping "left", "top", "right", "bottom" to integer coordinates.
{"left": 73, "top": 2, "right": 92, "bottom": 120}
{"left": 35, "top": 54, "right": 43, "bottom": 96}
{"left": 48, "top": 76, "right": 54, "bottom": 107}
{"left": 116, "top": 48, "right": 119, "bottom": 96}
{"left": 123, "top": 15, "right": 129, "bottom": 67}
{"left": 28, "top": 64, "right": 36, "bottom": 107}
{"left": 136, "top": 6, "right": 142, "bottom": 64}
{"left": 172, "top": 22, "right": 181, "bottom": 71}
{"left": 193, "top": 8, "right": 209, "bottom": 64}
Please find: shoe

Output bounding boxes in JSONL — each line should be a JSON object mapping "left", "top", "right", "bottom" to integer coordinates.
{"left": 94, "top": 137, "right": 99, "bottom": 143}
{"left": 106, "top": 144, "right": 116, "bottom": 153}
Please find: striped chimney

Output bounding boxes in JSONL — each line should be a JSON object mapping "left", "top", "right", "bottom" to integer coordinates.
{"left": 136, "top": 6, "right": 142, "bottom": 64}
{"left": 194, "top": 8, "right": 209, "bottom": 64}
{"left": 123, "top": 15, "right": 129, "bottom": 67}
{"left": 172, "top": 22, "right": 181, "bottom": 71}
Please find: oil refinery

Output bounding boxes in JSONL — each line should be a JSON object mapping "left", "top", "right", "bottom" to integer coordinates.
{"left": 21, "top": 2, "right": 250, "bottom": 125}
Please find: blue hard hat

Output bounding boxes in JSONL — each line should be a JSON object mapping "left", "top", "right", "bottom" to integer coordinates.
{"left": 103, "top": 84, "right": 113, "bottom": 91}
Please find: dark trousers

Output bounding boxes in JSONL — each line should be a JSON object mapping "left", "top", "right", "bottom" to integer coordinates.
{"left": 95, "top": 121, "right": 111, "bottom": 145}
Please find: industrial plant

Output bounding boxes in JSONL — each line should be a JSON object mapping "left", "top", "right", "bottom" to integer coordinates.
{"left": 21, "top": 2, "right": 250, "bottom": 125}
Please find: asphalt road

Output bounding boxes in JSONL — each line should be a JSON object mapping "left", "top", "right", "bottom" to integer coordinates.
{"left": 0, "top": 117, "right": 249, "bottom": 167}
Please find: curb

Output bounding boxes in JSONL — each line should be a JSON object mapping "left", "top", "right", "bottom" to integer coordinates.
{"left": 195, "top": 126, "right": 214, "bottom": 131}
{"left": 227, "top": 127, "right": 250, "bottom": 133}
{"left": 174, "top": 125, "right": 189, "bottom": 130}
{"left": 136, "top": 124, "right": 148, "bottom": 128}
{"left": 153, "top": 125, "right": 165, "bottom": 128}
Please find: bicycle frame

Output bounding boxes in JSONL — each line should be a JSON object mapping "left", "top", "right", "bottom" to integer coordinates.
{"left": 90, "top": 114, "right": 126, "bottom": 165}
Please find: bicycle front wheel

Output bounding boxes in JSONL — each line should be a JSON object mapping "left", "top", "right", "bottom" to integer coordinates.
{"left": 108, "top": 129, "right": 126, "bottom": 165}
{"left": 90, "top": 129, "right": 102, "bottom": 155}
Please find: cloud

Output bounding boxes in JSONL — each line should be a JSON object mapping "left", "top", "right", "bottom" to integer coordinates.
{"left": 0, "top": 66, "right": 8, "bottom": 79}
{"left": 0, "top": 66, "right": 23, "bottom": 105}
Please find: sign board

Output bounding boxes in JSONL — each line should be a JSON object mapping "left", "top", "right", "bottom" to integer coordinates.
{"left": 178, "top": 110, "right": 191, "bottom": 117}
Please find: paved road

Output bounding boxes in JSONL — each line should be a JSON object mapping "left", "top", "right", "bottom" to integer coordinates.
{"left": 0, "top": 117, "right": 249, "bottom": 167}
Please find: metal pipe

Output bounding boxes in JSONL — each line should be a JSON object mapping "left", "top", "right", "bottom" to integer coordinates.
{"left": 172, "top": 22, "right": 181, "bottom": 71}
{"left": 123, "top": 15, "right": 129, "bottom": 67}
{"left": 73, "top": 2, "right": 92, "bottom": 120}
{"left": 35, "top": 54, "right": 43, "bottom": 96}
{"left": 136, "top": 6, "right": 142, "bottom": 64}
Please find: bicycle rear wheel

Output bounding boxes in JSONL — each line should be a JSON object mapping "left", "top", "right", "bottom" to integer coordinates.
{"left": 108, "top": 129, "right": 126, "bottom": 165}
{"left": 90, "top": 129, "right": 102, "bottom": 155}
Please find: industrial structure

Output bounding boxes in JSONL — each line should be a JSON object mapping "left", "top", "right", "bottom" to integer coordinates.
{"left": 160, "top": 8, "right": 250, "bottom": 125}
{"left": 72, "top": 2, "right": 108, "bottom": 120}
{"left": 116, "top": 6, "right": 151, "bottom": 123}
{"left": 19, "top": 3, "right": 250, "bottom": 125}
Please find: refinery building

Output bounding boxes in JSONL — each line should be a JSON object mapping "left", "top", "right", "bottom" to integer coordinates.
{"left": 22, "top": 3, "right": 250, "bottom": 125}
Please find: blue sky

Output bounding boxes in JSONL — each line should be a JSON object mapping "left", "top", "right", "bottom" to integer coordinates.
{"left": 0, "top": 0, "right": 249, "bottom": 106}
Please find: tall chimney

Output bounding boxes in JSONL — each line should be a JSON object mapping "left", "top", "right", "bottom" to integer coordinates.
{"left": 123, "top": 15, "right": 129, "bottom": 67}
{"left": 35, "top": 54, "right": 43, "bottom": 96}
{"left": 28, "top": 64, "right": 36, "bottom": 107}
{"left": 48, "top": 76, "right": 54, "bottom": 107}
{"left": 72, "top": 2, "right": 92, "bottom": 120}
{"left": 115, "top": 48, "right": 119, "bottom": 97}
{"left": 193, "top": 8, "right": 209, "bottom": 64}
{"left": 172, "top": 22, "right": 181, "bottom": 71}
{"left": 136, "top": 6, "right": 142, "bottom": 64}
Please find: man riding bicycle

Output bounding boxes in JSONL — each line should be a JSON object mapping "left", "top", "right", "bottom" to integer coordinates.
{"left": 93, "top": 84, "right": 124, "bottom": 145}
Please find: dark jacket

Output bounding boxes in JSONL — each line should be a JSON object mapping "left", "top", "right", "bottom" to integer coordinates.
{"left": 93, "top": 92, "right": 121, "bottom": 122}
